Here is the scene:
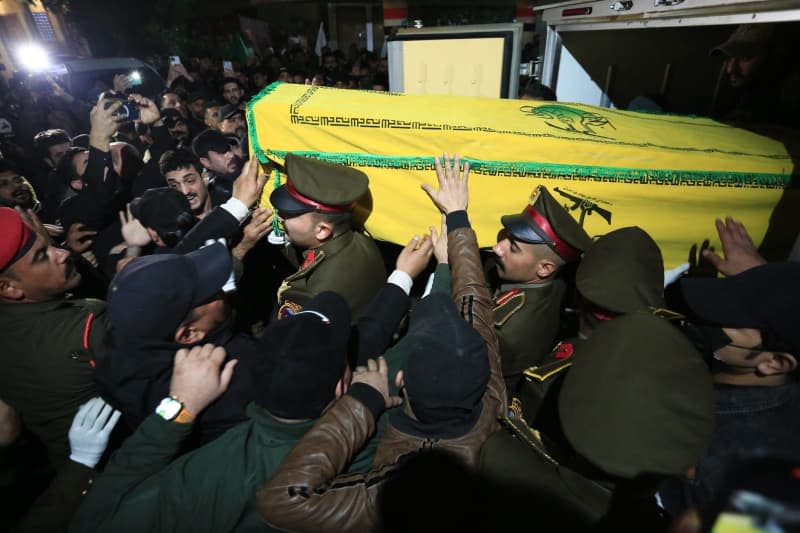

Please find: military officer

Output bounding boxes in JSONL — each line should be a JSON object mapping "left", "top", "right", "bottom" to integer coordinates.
{"left": 270, "top": 153, "right": 386, "bottom": 321}
{"left": 511, "top": 225, "right": 670, "bottom": 429}
{"left": 479, "top": 312, "right": 713, "bottom": 529}
{"left": 491, "top": 185, "right": 592, "bottom": 394}
{"left": 0, "top": 207, "right": 106, "bottom": 468}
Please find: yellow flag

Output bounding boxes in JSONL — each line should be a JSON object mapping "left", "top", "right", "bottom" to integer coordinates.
{"left": 248, "top": 82, "right": 792, "bottom": 268}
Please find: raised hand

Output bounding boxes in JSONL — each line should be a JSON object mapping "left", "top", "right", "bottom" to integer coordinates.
{"left": 352, "top": 357, "right": 403, "bottom": 409}
{"left": 89, "top": 94, "right": 124, "bottom": 151}
{"left": 128, "top": 93, "right": 161, "bottom": 126}
{"left": 430, "top": 214, "right": 448, "bottom": 264}
{"left": 119, "top": 204, "right": 152, "bottom": 248}
{"left": 421, "top": 151, "right": 470, "bottom": 215}
{"left": 232, "top": 158, "right": 268, "bottom": 209}
{"left": 65, "top": 223, "right": 97, "bottom": 254}
{"left": 170, "top": 344, "right": 237, "bottom": 416}
{"left": 395, "top": 234, "right": 433, "bottom": 279}
{"left": 233, "top": 207, "right": 273, "bottom": 259}
{"left": 703, "top": 216, "right": 767, "bottom": 276}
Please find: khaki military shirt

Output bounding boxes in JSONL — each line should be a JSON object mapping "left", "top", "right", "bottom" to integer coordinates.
{"left": 277, "top": 230, "right": 386, "bottom": 322}
{"left": 493, "top": 278, "right": 566, "bottom": 392}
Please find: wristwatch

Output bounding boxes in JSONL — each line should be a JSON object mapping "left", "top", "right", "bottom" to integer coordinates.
{"left": 155, "top": 397, "right": 194, "bottom": 423}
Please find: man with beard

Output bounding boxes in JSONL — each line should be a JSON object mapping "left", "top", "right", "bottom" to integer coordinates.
{"left": 192, "top": 129, "right": 243, "bottom": 198}
{"left": 710, "top": 23, "right": 800, "bottom": 125}
{"left": 221, "top": 78, "right": 246, "bottom": 110}
{"left": 0, "top": 207, "right": 106, "bottom": 469}
{"left": 161, "top": 109, "right": 191, "bottom": 148}
{"left": 160, "top": 148, "right": 226, "bottom": 218}
{"left": 217, "top": 105, "right": 246, "bottom": 140}
{"left": 0, "top": 159, "right": 39, "bottom": 212}
{"left": 489, "top": 185, "right": 591, "bottom": 394}
{"left": 184, "top": 92, "right": 207, "bottom": 137}
{"left": 203, "top": 102, "right": 223, "bottom": 131}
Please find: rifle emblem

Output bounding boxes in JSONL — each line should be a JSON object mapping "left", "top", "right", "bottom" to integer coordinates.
{"left": 520, "top": 104, "right": 615, "bottom": 138}
{"left": 553, "top": 187, "right": 613, "bottom": 227}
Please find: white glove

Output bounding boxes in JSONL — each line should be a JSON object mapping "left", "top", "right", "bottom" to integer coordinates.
{"left": 68, "top": 397, "right": 122, "bottom": 468}
{"left": 664, "top": 262, "right": 690, "bottom": 287}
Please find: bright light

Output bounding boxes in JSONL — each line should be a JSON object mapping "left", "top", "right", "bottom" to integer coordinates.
{"left": 17, "top": 43, "right": 50, "bottom": 71}
{"left": 16, "top": 43, "right": 51, "bottom": 72}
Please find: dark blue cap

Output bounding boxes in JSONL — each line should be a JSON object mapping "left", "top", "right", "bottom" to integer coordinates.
{"left": 107, "top": 243, "right": 232, "bottom": 341}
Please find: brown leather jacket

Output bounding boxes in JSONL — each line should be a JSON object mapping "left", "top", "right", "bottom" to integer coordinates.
{"left": 256, "top": 225, "right": 505, "bottom": 532}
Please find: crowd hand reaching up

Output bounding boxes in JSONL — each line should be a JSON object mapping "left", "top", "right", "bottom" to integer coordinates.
{"left": 430, "top": 215, "right": 448, "bottom": 264}
{"left": 167, "top": 63, "right": 194, "bottom": 84}
{"left": 65, "top": 223, "right": 96, "bottom": 254}
{"left": 48, "top": 76, "right": 74, "bottom": 104}
{"left": 421, "top": 152, "right": 470, "bottom": 215}
{"left": 68, "top": 397, "right": 122, "bottom": 469}
{"left": 703, "top": 216, "right": 767, "bottom": 277}
{"left": 396, "top": 233, "right": 434, "bottom": 279}
{"left": 233, "top": 207, "right": 273, "bottom": 259}
{"left": 89, "top": 94, "right": 124, "bottom": 151}
{"left": 170, "top": 344, "right": 237, "bottom": 417}
{"left": 119, "top": 204, "right": 152, "bottom": 248}
{"left": 232, "top": 158, "right": 268, "bottom": 209}
{"left": 352, "top": 357, "right": 403, "bottom": 409}
{"left": 128, "top": 94, "right": 161, "bottom": 126}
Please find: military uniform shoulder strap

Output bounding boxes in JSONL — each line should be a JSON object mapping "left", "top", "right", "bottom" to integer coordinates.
{"left": 499, "top": 416, "right": 560, "bottom": 466}
{"left": 522, "top": 345, "right": 574, "bottom": 382}
{"left": 493, "top": 288, "right": 525, "bottom": 326}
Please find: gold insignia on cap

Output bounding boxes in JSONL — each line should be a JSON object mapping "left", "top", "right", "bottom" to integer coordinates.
{"left": 277, "top": 300, "right": 303, "bottom": 320}
{"left": 528, "top": 185, "right": 543, "bottom": 206}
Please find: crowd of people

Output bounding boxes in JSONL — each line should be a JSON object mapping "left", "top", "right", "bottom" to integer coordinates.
{"left": 0, "top": 23, "right": 798, "bottom": 533}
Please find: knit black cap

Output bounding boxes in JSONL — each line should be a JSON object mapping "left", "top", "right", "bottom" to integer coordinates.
{"left": 130, "top": 187, "right": 196, "bottom": 244}
{"left": 403, "top": 293, "right": 489, "bottom": 426}
{"left": 257, "top": 291, "right": 351, "bottom": 419}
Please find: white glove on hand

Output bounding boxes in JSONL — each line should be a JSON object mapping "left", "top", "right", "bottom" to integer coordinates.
{"left": 68, "top": 397, "right": 122, "bottom": 468}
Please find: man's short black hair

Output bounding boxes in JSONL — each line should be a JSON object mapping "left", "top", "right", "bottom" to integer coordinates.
{"left": 520, "top": 80, "right": 557, "bottom": 101}
{"left": 312, "top": 211, "right": 353, "bottom": 236}
{"left": 0, "top": 159, "right": 20, "bottom": 175}
{"left": 221, "top": 77, "right": 244, "bottom": 91}
{"left": 204, "top": 101, "right": 222, "bottom": 117}
{"left": 159, "top": 148, "right": 203, "bottom": 177}
{"left": 158, "top": 90, "right": 182, "bottom": 109}
{"left": 33, "top": 129, "right": 71, "bottom": 159}
{"left": 56, "top": 147, "right": 88, "bottom": 185}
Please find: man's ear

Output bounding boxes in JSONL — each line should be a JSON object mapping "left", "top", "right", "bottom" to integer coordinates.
{"left": 535, "top": 258, "right": 557, "bottom": 280}
{"left": 174, "top": 325, "right": 206, "bottom": 345}
{"left": 757, "top": 352, "right": 798, "bottom": 376}
{"left": 395, "top": 370, "right": 405, "bottom": 390}
{"left": 199, "top": 157, "right": 211, "bottom": 169}
{"left": 145, "top": 228, "right": 163, "bottom": 247}
{"left": 0, "top": 277, "right": 24, "bottom": 301}
{"left": 314, "top": 220, "right": 334, "bottom": 242}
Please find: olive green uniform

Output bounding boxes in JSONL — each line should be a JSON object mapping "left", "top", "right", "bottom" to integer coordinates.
{"left": 480, "top": 313, "right": 714, "bottom": 528}
{"left": 277, "top": 230, "right": 386, "bottom": 321}
{"left": 494, "top": 278, "right": 566, "bottom": 393}
{"left": 0, "top": 298, "right": 107, "bottom": 467}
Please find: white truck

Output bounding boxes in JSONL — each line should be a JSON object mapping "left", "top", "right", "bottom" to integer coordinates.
{"left": 535, "top": 0, "right": 800, "bottom": 114}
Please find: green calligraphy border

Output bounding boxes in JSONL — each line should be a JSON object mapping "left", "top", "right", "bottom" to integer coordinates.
{"left": 246, "top": 83, "right": 790, "bottom": 189}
